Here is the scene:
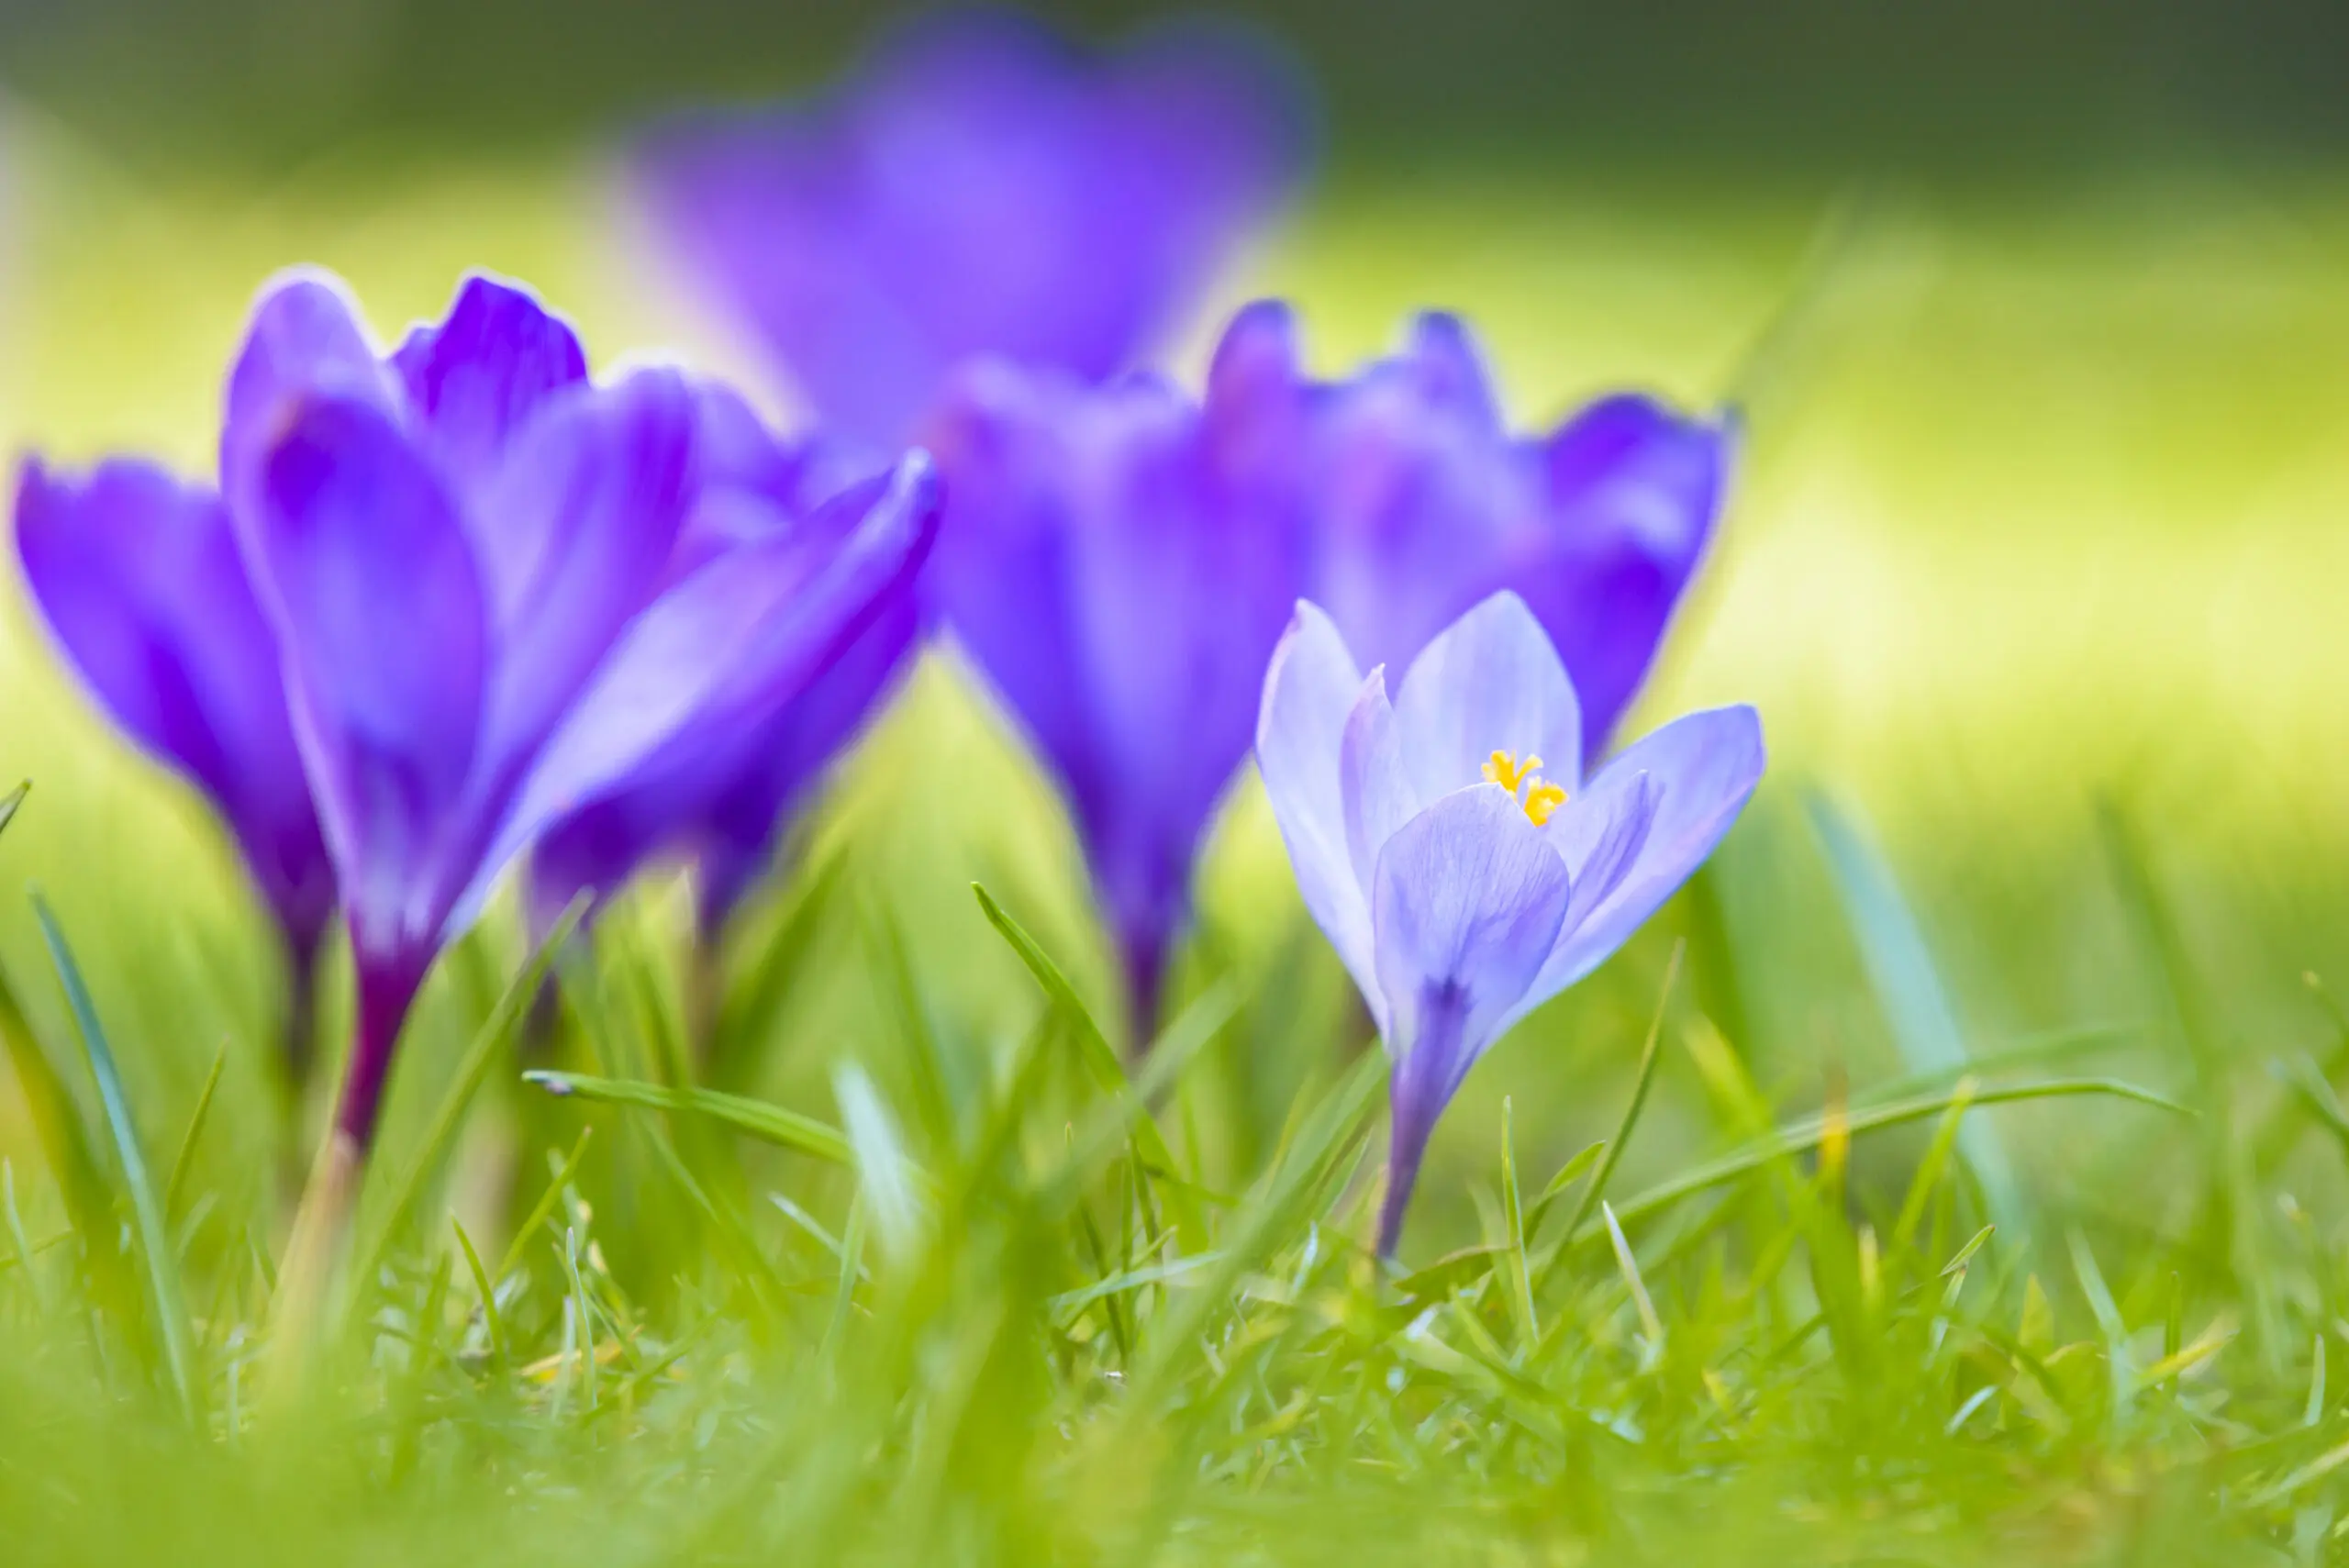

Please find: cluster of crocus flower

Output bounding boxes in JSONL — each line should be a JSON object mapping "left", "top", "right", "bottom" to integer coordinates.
{"left": 917, "top": 302, "right": 1734, "bottom": 1035}
{"left": 12, "top": 9, "right": 1765, "bottom": 1267}
{"left": 17, "top": 271, "right": 938, "bottom": 1170}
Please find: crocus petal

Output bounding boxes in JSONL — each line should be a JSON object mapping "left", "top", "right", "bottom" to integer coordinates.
{"left": 1390, "top": 590, "right": 1583, "bottom": 803}
{"left": 1399, "top": 311, "right": 1502, "bottom": 430}
{"left": 15, "top": 458, "right": 334, "bottom": 951}
{"left": 1337, "top": 668, "right": 1418, "bottom": 896}
{"left": 1508, "top": 704, "right": 1765, "bottom": 1026}
{"left": 1370, "top": 783, "right": 1574, "bottom": 1075}
{"left": 468, "top": 368, "right": 699, "bottom": 776}
{"left": 526, "top": 473, "right": 930, "bottom": 935}
{"left": 244, "top": 395, "right": 489, "bottom": 951}
{"left": 221, "top": 270, "right": 398, "bottom": 518}
{"left": 1253, "top": 600, "right": 1380, "bottom": 1018}
{"left": 391, "top": 273, "right": 589, "bottom": 498}
{"left": 468, "top": 454, "right": 938, "bottom": 931}
{"left": 1514, "top": 398, "right": 1733, "bottom": 758}
{"left": 1368, "top": 782, "right": 1573, "bottom": 1252}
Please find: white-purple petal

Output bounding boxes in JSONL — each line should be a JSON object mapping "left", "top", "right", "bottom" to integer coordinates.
{"left": 1390, "top": 590, "right": 1583, "bottom": 803}
{"left": 1509, "top": 704, "right": 1765, "bottom": 1028}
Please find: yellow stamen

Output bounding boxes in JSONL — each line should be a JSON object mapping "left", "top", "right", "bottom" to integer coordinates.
{"left": 1483, "top": 749, "right": 1569, "bottom": 826}
{"left": 1482, "top": 750, "right": 1543, "bottom": 794}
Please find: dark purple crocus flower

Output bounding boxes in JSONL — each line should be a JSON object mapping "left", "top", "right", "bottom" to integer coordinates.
{"left": 633, "top": 9, "right": 1306, "bottom": 452}
{"left": 1256, "top": 592, "right": 1765, "bottom": 1256}
{"left": 923, "top": 350, "right": 1300, "bottom": 1036}
{"left": 209, "top": 267, "right": 933, "bottom": 1160}
{"left": 1217, "top": 302, "right": 1733, "bottom": 763}
{"left": 15, "top": 459, "right": 337, "bottom": 1062}
{"left": 525, "top": 384, "right": 936, "bottom": 942}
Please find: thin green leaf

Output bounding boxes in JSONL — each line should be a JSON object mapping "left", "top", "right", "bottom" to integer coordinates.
{"left": 31, "top": 890, "right": 196, "bottom": 1421}
{"left": 524, "top": 1071, "right": 852, "bottom": 1167}
{"left": 354, "top": 899, "right": 587, "bottom": 1292}
{"left": 162, "top": 1040, "right": 229, "bottom": 1223}
{"left": 1570, "top": 1077, "right": 2187, "bottom": 1250}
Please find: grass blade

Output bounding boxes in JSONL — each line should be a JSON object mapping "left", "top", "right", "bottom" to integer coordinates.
{"left": 1569, "top": 1076, "right": 2187, "bottom": 1250}
{"left": 353, "top": 900, "right": 587, "bottom": 1294}
{"left": 31, "top": 890, "right": 196, "bottom": 1420}
{"left": 972, "top": 884, "right": 1202, "bottom": 1239}
{"left": 1809, "top": 791, "right": 2023, "bottom": 1230}
{"left": 1534, "top": 940, "right": 1680, "bottom": 1292}
{"left": 524, "top": 1071, "right": 852, "bottom": 1167}
{"left": 162, "top": 1040, "right": 229, "bottom": 1224}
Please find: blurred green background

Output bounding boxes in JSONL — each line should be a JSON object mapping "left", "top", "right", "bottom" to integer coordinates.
{"left": 0, "top": 0, "right": 2343, "bottom": 1255}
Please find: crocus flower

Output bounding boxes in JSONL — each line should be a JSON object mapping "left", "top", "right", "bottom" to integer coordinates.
{"left": 632, "top": 8, "right": 1306, "bottom": 452}
{"left": 15, "top": 460, "right": 337, "bottom": 1066}
{"left": 1218, "top": 302, "right": 1733, "bottom": 762}
{"left": 210, "top": 267, "right": 934, "bottom": 1161}
{"left": 525, "top": 384, "right": 935, "bottom": 941}
{"left": 923, "top": 352, "right": 1300, "bottom": 1036}
{"left": 1254, "top": 590, "right": 1764, "bottom": 1255}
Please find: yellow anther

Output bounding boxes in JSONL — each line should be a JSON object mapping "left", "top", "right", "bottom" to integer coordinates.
{"left": 1482, "top": 750, "right": 1543, "bottom": 795}
{"left": 1484, "top": 749, "right": 1568, "bottom": 826}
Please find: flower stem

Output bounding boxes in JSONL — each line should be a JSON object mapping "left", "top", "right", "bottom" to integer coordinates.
{"left": 267, "top": 951, "right": 426, "bottom": 1398}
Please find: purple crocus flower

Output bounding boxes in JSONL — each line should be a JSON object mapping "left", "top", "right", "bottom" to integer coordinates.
{"left": 1255, "top": 591, "right": 1764, "bottom": 1256}
{"left": 1219, "top": 302, "right": 1733, "bottom": 762}
{"left": 923, "top": 350, "right": 1300, "bottom": 1036}
{"left": 632, "top": 9, "right": 1306, "bottom": 452}
{"left": 210, "top": 267, "right": 933, "bottom": 1160}
{"left": 525, "top": 384, "right": 936, "bottom": 941}
{"left": 15, "top": 460, "right": 337, "bottom": 1063}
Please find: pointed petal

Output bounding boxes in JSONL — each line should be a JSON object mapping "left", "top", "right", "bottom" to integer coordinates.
{"left": 1371, "top": 783, "right": 1572, "bottom": 1087}
{"left": 1338, "top": 668, "right": 1418, "bottom": 895}
{"left": 15, "top": 458, "right": 333, "bottom": 950}
{"left": 469, "top": 367, "right": 700, "bottom": 773}
{"left": 1510, "top": 705, "right": 1765, "bottom": 1025}
{"left": 1520, "top": 397, "right": 1733, "bottom": 757}
{"left": 1391, "top": 589, "right": 1583, "bottom": 803}
{"left": 244, "top": 395, "right": 488, "bottom": 947}
{"left": 1253, "top": 601, "right": 1381, "bottom": 1021}
{"left": 1401, "top": 312, "right": 1502, "bottom": 429}
{"left": 463, "top": 454, "right": 938, "bottom": 932}
{"left": 391, "top": 273, "right": 589, "bottom": 497}
{"left": 221, "top": 269, "right": 397, "bottom": 517}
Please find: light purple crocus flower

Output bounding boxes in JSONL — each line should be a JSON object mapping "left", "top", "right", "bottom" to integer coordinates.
{"left": 525, "top": 385, "right": 936, "bottom": 940}
{"left": 1255, "top": 591, "right": 1764, "bottom": 1256}
{"left": 16, "top": 461, "right": 337, "bottom": 1063}
{"left": 1219, "top": 303, "right": 1733, "bottom": 762}
{"left": 924, "top": 350, "right": 1300, "bottom": 1037}
{"left": 633, "top": 9, "right": 1306, "bottom": 452}
{"left": 210, "top": 267, "right": 932, "bottom": 1155}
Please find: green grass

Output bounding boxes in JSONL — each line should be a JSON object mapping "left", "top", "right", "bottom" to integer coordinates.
{"left": 3, "top": 139, "right": 2349, "bottom": 1561}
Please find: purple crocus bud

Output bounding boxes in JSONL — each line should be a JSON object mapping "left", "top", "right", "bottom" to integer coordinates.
{"left": 216, "top": 268, "right": 935, "bottom": 1159}
{"left": 1255, "top": 591, "right": 1764, "bottom": 1256}
{"left": 14, "top": 460, "right": 337, "bottom": 1051}
{"left": 524, "top": 383, "right": 938, "bottom": 944}
{"left": 924, "top": 358, "right": 1300, "bottom": 1036}
{"left": 632, "top": 9, "right": 1307, "bottom": 451}
{"left": 1220, "top": 303, "right": 1734, "bottom": 762}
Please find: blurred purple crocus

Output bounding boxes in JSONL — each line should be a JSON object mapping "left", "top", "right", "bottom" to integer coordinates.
{"left": 633, "top": 9, "right": 1306, "bottom": 452}
{"left": 16, "top": 460, "right": 337, "bottom": 1065}
{"left": 526, "top": 384, "right": 936, "bottom": 942}
{"left": 924, "top": 350, "right": 1299, "bottom": 1037}
{"left": 1219, "top": 303, "right": 1735, "bottom": 763}
{"left": 204, "top": 267, "right": 933, "bottom": 1161}
{"left": 1255, "top": 591, "right": 1764, "bottom": 1256}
